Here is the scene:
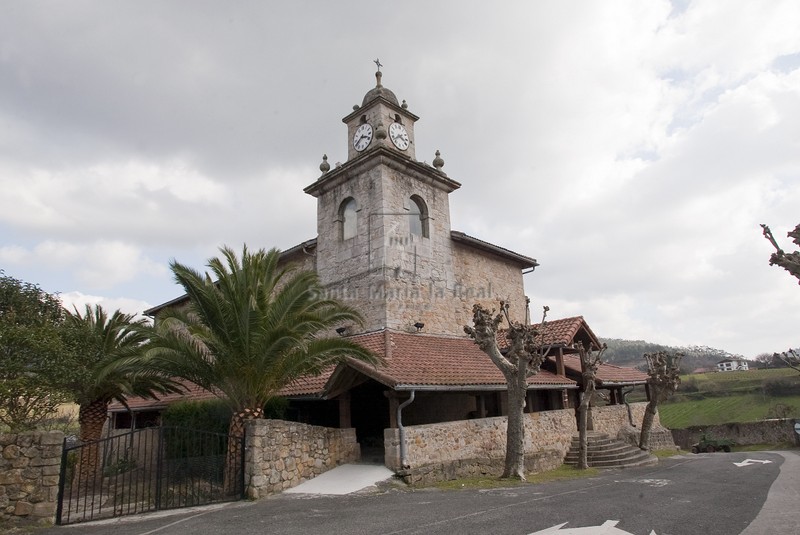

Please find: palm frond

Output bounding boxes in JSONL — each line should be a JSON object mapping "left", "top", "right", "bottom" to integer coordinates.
{"left": 148, "top": 245, "right": 380, "bottom": 413}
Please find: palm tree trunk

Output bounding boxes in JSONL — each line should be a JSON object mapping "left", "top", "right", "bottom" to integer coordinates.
{"left": 76, "top": 399, "right": 109, "bottom": 484}
{"left": 225, "top": 406, "right": 264, "bottom": 494}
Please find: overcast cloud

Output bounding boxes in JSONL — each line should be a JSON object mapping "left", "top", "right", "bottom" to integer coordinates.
{"left": 1, "top": 1, "right": 798, "bottom": 357}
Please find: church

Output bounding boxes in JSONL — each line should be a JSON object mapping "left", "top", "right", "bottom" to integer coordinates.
{"left": 122, "top": 67, "right": 650, "bottom": 471}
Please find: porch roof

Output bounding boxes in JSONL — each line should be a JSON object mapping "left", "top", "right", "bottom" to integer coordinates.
{"left": 496, "top": 315, "right": 602, "bottom": 352}
{"left": 108, "top": 380, "right": 220, "bottom": 413}
{"left": 558, "top": 354, "right": 649, "bottom": 387}
{"left": 282, "top": 329, "right": 577, "bottom": 398}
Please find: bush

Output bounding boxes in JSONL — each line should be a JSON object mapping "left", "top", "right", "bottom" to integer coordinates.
{"left": 762, "top": 378, "right": 800, "bottom": 397}
{"left": 162, "top": 399, "right": 232, "bottom": 435}
{"left": 264, "top": 397, "right": 288, "bottom": 419}
{"left": 161, "top": 397, "right": 288, "bottom": 434}
{"left": 679, "top": 378, "right": 700, "bottom": 393}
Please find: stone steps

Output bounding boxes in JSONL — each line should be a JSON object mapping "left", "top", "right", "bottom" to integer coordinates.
{"left": 564, "top": 432, "right": 657, "bottom": 469}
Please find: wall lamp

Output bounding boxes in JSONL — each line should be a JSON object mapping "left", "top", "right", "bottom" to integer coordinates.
{"left": 413, "top": 322, "right": 425, "bottom": 332}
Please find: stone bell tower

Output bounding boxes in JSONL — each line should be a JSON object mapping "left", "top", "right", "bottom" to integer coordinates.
{"left": 304, "top": 65, "right": 464, "bottom": 335}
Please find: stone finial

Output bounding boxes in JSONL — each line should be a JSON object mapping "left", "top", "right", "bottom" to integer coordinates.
{"left": 353, "top": 104, "right": 360, "bottom": 111}
{"left": 375, "top": 120, "right": 387, "bottom": 140}
{"left": 402, "top": 99, "right": 408, "bottom": 109}
{"left": 433, "top": 150, "right": 445, "bottom": 172}
{"left": 319, "top": 154, "right": 330, "bottom": 174}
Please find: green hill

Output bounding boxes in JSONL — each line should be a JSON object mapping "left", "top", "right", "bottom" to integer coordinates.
{"left": 599, "top": 337, "right": 746, "bottom": 371}
{"left": 657, "top": 368, "right": 800, "bottom": 428}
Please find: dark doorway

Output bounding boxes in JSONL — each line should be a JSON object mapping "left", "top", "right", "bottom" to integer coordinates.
{"left": 349, "top": 380, "right": 390, "bottom": 459}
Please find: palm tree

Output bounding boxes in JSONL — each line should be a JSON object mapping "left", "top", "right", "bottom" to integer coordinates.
{"left": 62, "top": 304, "right": 180, "bottom": 480}
{"left": 147, "top": 245, "right": 380, "bottom": 484}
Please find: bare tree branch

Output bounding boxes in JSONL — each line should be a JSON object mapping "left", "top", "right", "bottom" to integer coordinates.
{"left": 464, "top": 300, "right": 550, "bottom": 480}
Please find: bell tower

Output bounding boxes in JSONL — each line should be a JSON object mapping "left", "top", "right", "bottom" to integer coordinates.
{"left": 342, "top": 62, "right": 419, "bottom": 161}
{"left": 305, "top": 65, "right": 462, "bottom": 335}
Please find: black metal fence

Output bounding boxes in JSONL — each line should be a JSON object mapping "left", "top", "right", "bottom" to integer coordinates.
{"left": 56, "top": 426, "right": 244, "bottom": 525}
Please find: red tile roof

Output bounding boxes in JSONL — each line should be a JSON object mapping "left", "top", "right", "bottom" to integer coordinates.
{"left": 496, "top": 316, "right": 602, "bottom": 351}
{"left": 333, "top": 330, "right": 576, "bottom": 392}
{"left": 116, "top": 329, "right": 579, "bottom": 411}
{"left": 108, "top": 380, "right": 220, "bottom": 412}
{"left": 558, "top": 354, "right": 649, "bottom": 385}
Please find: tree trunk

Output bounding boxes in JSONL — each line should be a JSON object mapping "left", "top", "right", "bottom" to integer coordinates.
{"left": 503, "top": 386, "right": 526, "bottom": 479}
{"left": 225, "top": 406, "right": 264, "bottom": 494}
{"left": 638, "top": 397, "right": 659, "bottom": 451}
{"left": 577, "top": 392, "right": 590, "bottom": 469}
{"left": 503, "top": 373, "right": 528, "bottom": 480}
{"left": 76, "top": 399, "right": 109, "bottom": 484}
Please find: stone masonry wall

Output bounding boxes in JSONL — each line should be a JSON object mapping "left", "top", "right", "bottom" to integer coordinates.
{"left": 591, "top": 403, "right": 652, "bottom": 435}
{"left": 592, "top": 403, "right": 677, "bottom": 450}
{"left": 0, "top": 431, "right": 63, "bottom": 523}
{"left": 244, "top": 419, "right": 359, "bottom": 499}
{"left": 385, "top": 409, "right": 576, "bottom": 484}
{"left": 670, "top": 419, "right": 800, "bottom": 450}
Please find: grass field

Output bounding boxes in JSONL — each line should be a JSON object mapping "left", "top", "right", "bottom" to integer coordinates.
{"left": 657, "top": 368, "right": 800, "bottom": 428}
{"left": 658, "top": 394, "right": 800, "bottom": 428}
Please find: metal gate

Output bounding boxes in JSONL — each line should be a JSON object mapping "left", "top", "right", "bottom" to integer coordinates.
{"left": 56, "top": 426, "right": 244, "bottom": 525}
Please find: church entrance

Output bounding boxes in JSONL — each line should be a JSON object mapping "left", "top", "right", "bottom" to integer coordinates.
{"left": 349, "top": 380, "right": 390, "bottom": 464}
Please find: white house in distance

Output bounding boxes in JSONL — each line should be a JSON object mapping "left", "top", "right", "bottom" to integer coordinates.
{"left": 717, "top": 358, "right": 750, "bottom": 372}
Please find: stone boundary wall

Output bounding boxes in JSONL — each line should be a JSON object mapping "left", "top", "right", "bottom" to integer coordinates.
{"left": 591, "top": 403, "right": 651, "bottom": 435}
{"left": 0, "top": 431, "right": 63, "bottom": 523}
{"left": 385, "top": 409, "right": 576, "bottom": 485}
{"left": 670, "top": 419, "right": 800, "bottom": 450}
{"left": 593, "top": 403, "right": 677, "bottom": 450}
{"left": 244, "top": 419, "right": 359, "bottom": 499}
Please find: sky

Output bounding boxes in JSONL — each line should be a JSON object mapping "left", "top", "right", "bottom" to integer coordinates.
{"left": 1, "top": 1, "right": 798, "bottom": 358}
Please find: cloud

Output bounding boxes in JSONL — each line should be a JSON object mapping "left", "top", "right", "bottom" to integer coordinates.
{"left": 59, "top": 291, "right": 154, "bottom": 320}
{"left": 0, "top": 240, "right": 167, "bottom": 290}
{"left": 1, "top": 1, "right": 798, "bottom": 357}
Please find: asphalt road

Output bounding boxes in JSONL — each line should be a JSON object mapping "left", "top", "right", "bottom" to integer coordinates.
{"left": 43, "top": 451, "right": 797, "bottom": 535}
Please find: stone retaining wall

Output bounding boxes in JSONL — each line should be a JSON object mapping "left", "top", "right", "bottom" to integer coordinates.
{"left": 0, "top": 431, "right": 63, "bottom": 523}
{"left": 385, "top": 408, "right": 576, "bottom": 484}
{"left": 244, "top": 419, "right": 359, "bottom": 499}
{"left": 593, "top": 403, "right": 677, "bottom": 451}
{"left": 670, "top": 419, "right": 800, "bottom": 450}
{"left": 591, "top": 403, "right": 651, "bottom": 435}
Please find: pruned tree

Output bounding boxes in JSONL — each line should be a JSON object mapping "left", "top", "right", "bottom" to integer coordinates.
{"left": 464, "top": 300, "right": 551, "bottom": 480}
{"left": 639, "top": 351, "right": 682, "bottom": 451}
{"left": 761, "top": 223, "right": 800, "bottom": 284}
{"left": 773, "top": 348, "right": 800, "bottom": 374}
{"left": 574, "top": 341, "right": 606, "bottom": 469}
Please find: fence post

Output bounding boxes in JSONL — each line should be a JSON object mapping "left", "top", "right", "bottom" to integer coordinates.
{"left": 54, "top": 436, "right": 69, "bottom": 525}
{"left": 154, "top": 426, "right": 164, "bottom": 510}
{"left": 239, "top": 427, "right": 246, "bottom": 497}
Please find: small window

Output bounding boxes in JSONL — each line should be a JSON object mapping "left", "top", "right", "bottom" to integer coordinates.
{"left": 409, "top": 195, "right": 429, "bottom": 238}
{"left": 339, "top": 198, "right": 357, "bottom": 240}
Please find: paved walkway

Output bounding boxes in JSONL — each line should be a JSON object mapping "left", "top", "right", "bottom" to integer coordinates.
{"left": 283, "top": 463, "right": 396, "bottom": 495}
{"left": 739, "top": 451, "right": 800, "bottom": 534}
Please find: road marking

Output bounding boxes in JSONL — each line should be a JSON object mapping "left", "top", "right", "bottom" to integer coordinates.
{"left": 614, "top": 478, "right": 671, "bottom": 488}
{"left": 733, "top": 459, "right": 773, "bottom": 467}
{"left": 528, "top": 520, "right": 657, "bottom": 534}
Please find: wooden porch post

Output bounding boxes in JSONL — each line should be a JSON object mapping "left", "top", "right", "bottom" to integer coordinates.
{"left": 338, "top": 392, "right": 352, "bottom": 428}
{"left": 385, "top": 391, "right": 399, "bottom": 428}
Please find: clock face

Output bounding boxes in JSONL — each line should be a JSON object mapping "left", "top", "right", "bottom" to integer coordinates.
{"left": 353, "top": 123, "right": 373, "bottom": 152}
{"left": 389, "top": 122, "right": 410, "bottom": 150}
